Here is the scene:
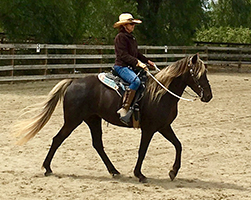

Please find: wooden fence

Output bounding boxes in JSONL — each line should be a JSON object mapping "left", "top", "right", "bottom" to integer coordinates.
{"left": 0, "top": 44, "right": 251, "bottom": 82}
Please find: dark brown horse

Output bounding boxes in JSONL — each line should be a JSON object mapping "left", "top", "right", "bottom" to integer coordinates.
{"left": 15, "top": 54, "right": 212, "bottom": 183}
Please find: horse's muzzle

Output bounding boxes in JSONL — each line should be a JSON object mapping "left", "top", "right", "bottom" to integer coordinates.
{"left": 201, "top": 92, "right": 213, "bottom": 102}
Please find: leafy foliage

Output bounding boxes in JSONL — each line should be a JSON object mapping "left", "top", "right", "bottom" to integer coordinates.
{"left": 195, "top": 26, "right": 251, "bottom": 43}
{"left": 136, "top": 0, "right": 207, "bottom": 45}
{"left": 0, "top": 0, "right": 207, "bottom": 45}
{"left": 83, "top": 0, "right": 137, "bottom": 44}
{"left": 209, "top": 0, "right": 251, "bottom": 28}
{"left": 195, "top": 0, "right": 251, "bottom": 43}
{"left": 0, "top": 0, "right": 251, "bottom": 45}
{"left": 0, "top": 0, "right": 91, "bottom": 43}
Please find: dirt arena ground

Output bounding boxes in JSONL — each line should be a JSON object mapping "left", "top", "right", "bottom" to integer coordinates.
{"left": 0, "top": 73, "right": 250, "bottom": 200}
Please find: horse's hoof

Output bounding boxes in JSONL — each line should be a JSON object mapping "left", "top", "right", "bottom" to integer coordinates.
{"left": 139, "top": 176, "right": 148, "bottom": 183}
{"left": 169, "top": 170, "right": 176, "bottom": 181}
{"left": 44, "top": 171, "right": 53, "bottom": 176}
{"left": 112, "top": 173, "right": 121, "bottom": 178}
{"left": 134, "top": 171, "right": 147, "bottom": 183}
{"left": 110, "top": 169, "right": 120, "bottom": 177}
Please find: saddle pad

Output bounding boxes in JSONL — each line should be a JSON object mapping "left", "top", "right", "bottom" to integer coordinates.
{"left": 98, "top": 73, "right": 122, "bottom": 96}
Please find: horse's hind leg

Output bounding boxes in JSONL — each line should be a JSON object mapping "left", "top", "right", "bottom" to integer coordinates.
{"left": 42, "top": 120, "right": 82, "bottom": 176}
{"left": 159, "top": 125, "right": 182, "bottom": 181}
{"left": 85, "top": 115, "right": 120, "bottom": 176}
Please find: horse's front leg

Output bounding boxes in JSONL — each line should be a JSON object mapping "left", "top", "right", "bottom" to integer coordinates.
{"left": 134, "top": 130, "right": 154, "bottom": 183}
{"left": 159, "top": 125, "right": 182, "bottom": 181}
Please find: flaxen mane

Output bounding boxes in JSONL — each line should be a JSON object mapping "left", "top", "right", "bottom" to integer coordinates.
{"left": 147, "top": 55, "right": 206, "bottom": 102}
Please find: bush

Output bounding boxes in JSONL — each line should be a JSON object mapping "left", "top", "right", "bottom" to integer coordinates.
{"left": 195, "top": 26, "right": 251, "bottom": 44}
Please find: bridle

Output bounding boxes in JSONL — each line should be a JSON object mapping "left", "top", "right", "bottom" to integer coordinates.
{"left": 188, "top": 64, "right": 204, "bottom": 99}
{"left": 147, "top": 62, "right": 205, "bottom": 102}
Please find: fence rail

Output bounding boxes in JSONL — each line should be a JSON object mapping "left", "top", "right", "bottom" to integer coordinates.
{"left": 0, "top": 44, "right": 251, "bottom": 82}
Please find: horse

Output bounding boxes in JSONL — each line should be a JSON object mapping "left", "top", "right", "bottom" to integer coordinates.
{"left": 15, "top": 54, "right": 212, "bottom": 183}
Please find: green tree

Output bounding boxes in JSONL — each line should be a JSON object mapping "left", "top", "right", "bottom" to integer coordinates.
{"left": 83, "top": 0, "right": 137, "bottom": 44}
{"left": 209, "top": 0, "right": 251, "bottom": 28}
{"left": 196, "top": 26, "right": 251, "bottom": 43}
{"left": 0, "top": 0, "right": 91, "bottom": 43}
{"left": 136, "top": 0, "right": 207, "bottom": 45}
{"left": 0, "top": 0, "right": 210, "bottom": 45}
{"left": 196, "top": 0, "right": 251, "bottom": 43}
{"left": 0, "top": 0, "right": 138, "bottom": 44}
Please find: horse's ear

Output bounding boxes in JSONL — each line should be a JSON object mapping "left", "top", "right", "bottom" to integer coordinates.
{"left": 191, "top": 53, "right": 199, "bottom": 64}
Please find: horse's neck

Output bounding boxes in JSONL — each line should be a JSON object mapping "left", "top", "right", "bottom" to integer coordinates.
{"left": 142, "top": 77, "right": 186, "bottom": 108}
{"left": 152, "top": 78, "right": 186, "bottom": 111}
{"left": 168, "top": 77, "right": 187, "bottom": 98}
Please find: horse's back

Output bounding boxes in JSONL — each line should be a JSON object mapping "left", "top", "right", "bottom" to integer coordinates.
{"left": 64, "top": 75, "right": 102, "bottom": 105}
{"left": 63, "top": 75, "right": 122, "bottom": 124}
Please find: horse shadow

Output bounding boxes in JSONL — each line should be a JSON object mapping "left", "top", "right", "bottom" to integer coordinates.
{"left": 36, "top": 173, "right": 249, "bottom": 192}
{"left": 147, "top": 177, "right": 249, "bottom": 191}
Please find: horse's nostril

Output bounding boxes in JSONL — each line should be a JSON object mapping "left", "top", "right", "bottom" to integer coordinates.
{"left": 206, "top": 94, "right": 213, "bottom": 102}
{"left": 201, "top": 93, "right": 213, "bottom": 102}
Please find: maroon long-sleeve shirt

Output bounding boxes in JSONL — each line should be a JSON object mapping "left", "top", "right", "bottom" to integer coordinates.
{"left": 114, "top": 29, "right": 148, "bottom": 68}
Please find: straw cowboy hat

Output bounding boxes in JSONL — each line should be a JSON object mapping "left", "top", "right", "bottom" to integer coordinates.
{"left": 113, "top": 13, "right": 142, "bottom": 28}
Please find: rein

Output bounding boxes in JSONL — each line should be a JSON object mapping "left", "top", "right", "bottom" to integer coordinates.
{"left": 147, "top": 64, "right": 201, "bottom": 102}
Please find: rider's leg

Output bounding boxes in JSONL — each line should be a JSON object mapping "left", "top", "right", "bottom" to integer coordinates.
{"left": 113, "top": 66, "right": 140, "bottom": 118}
{"left": 117, "top": 88, "right": 136, "bottom": 117}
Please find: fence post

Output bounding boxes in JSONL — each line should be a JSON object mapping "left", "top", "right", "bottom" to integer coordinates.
{"left": 10, "top": 48, "right": 14, "bottom": 77}
{"left": 238, "top": 49, "right": 242, "bottom": 72}
{"left": 44, "top": 46, "right": 48, "bottom": 75}
{"left": 144, "top": 47, "right": 148, "bottom": 64}
{"left": 73, "top": 48, "right": 76, "bottom": 73}
{"left": 99, "top": 48, "right": 103, "bottom": 73}
{"left": 164, "top": 45, "right": 168, "bottom": 64}
{"left": 205, "top": 46, "right": 209, "bottom": 67}
{"left": 144, "top": 47, "right": 147, "bottom": 55}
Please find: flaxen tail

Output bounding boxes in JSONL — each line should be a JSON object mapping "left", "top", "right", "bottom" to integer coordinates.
{"left": 14, "top": 79, "right": 73, "bottom": 145}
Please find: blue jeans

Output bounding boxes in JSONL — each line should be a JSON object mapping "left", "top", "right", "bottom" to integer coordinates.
{"left": 113, "top": 65, "right": 141, "bottom": 90}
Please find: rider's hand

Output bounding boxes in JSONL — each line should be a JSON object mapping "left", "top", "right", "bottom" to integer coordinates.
{"left": 147, "top": 60, "right": 156, "bottom": 70}
{"left": 137, "top": 60, "right": 148, "bottom": 71}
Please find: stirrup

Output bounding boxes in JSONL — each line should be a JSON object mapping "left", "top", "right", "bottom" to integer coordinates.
{"left": 117, "top": 108, "right": 127, "bottom": 117}
{"left": 120, "top": 109, "right": 133, "bottom": 125}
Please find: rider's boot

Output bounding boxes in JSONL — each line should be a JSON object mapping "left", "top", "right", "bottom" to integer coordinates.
{"left": 117, "top": 89, "right": 136, "bottom": 121}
